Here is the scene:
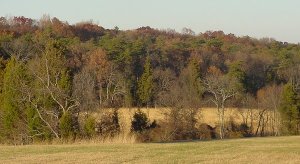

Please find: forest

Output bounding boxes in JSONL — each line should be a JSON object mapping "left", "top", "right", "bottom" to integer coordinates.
{"left": 0, "top": 16, "right": 299, "bottom": 144}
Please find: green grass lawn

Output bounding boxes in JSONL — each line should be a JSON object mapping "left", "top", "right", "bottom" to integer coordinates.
{"left": 1, "top": 136, "right": 300, "bottom": 164}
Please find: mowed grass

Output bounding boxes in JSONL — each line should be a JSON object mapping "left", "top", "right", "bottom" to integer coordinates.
{"left": 1, "top": 136, "right": 300, "bottom": 164}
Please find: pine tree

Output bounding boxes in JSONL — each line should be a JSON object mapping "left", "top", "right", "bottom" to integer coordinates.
{"left": 228, "top": 61, "right": 246, "bottom": 90}
{"left": 137, "top": 56, "right": 153, "bottom": 106}
{"left": 1, "top": 57, "right": 30, "bottom": 142}
{"left": 279, "top": 83, "right": 300, "bottom": 135}
{"left": 185, "top": 54, "right": 203, "bottom": 99}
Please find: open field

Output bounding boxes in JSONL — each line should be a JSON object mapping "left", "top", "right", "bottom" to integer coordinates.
{"left": 0, "top": 136, "right": 299, "bottom": 163}
{"left": 91, "top": 107, "right": 262, "bottom": 135}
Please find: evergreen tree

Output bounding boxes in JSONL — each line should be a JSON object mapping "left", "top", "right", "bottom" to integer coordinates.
{"left": 227, "top": 61, "right": 246, "bottom": 105}
{"left": 185, "top": 54, "right": 203, "bottom": 98}
{"left": 1, "top": 57, "right": 30, "bottom": 142}
{"left": 279, "top": 83, "right": 300, "bottom": 135}
{"left": 228, "top": 61, "right": 246, "bottom": 87}
{"left": 137, "top": 56, "right": 153, "bottom": 106}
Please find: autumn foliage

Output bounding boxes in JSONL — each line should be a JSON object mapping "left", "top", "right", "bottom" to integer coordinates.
{"left": 0, "top": 16, "right": 299, "bottom": 144}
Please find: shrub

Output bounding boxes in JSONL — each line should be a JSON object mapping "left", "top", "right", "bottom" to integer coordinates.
{"left": 59, "top": 112, "right": 74, "bottom": 139}
{"left": 158, "top": 108, "right": 199, "bottom": 141}
{"left": 225, "top": 118, "right": 251, "bottom": 138}
{"left": 83, "top": 115, "right": 96, "bottom": 138}
{"left": 96, "top": 109, "right": 120, "bottom": 137}
{"left": 133, "top": 108, "right": 201, "bottom": 142}
{"left": 239, "top": 123, "right": 252, "bottom": 137}
{"left": 131, "top": 109, "right": 157, "bottom": 142}
{"left": 131, "top": 109, "right": 149, "bottom": 133}
{"left": 198, "top": 123, "right": 216, "bottom": 140}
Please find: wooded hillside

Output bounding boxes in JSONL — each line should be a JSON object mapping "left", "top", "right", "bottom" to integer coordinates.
{"left": 0, "top": 16, "right": 299, "bottom": 144}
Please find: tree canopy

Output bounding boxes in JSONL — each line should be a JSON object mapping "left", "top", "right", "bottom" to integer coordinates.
{"left": 0, "top": 16, "right": 299, "bottom": 143}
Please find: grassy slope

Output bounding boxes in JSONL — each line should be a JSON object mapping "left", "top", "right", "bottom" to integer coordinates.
{"left": 1, "top": 136, "right": 299, "bottom": 164}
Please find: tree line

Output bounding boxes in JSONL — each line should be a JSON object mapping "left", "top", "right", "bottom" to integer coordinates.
{"left": 0, "top": 16, "right": 299, "bottom": 144}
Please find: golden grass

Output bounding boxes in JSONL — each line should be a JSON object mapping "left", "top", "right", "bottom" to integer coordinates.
{"left": 92, "top": 107, "right": 255, "bottom": 135}
{"left": 1, "top": 136, "right": 299, "bottom": 163}
{"left": 78, "top": 107, "right": 278, "bottom": 146}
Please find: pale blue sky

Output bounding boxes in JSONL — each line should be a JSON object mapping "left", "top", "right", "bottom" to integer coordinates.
{"left": 0, "top": 0, "right": 299, "bottom": 43}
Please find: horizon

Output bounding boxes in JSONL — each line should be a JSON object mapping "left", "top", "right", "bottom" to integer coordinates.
{"left": 1, "top": 0, "right": 300, "bottom": 43}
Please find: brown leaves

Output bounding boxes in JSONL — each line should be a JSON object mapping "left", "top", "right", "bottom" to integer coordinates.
{"left": 207, "top": 66, "right": 222, "bottom": 76}
{"left": 86, "top": 48, "right": 111, "bottom": 81}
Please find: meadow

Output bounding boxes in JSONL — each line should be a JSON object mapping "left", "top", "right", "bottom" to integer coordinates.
{"left": 0, "top": 136, "right": 299, "bottom": 163}
{"left": 94, "top": 107, "right": 261, "bottom": 135}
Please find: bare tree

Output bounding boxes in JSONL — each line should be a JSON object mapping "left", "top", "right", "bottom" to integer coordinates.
{"left": 26, "top": 42, "right": 79, "bottom": 139}
{"left": 203, "top": 73, "right": 238, "bottom": 139}
{"left": 256, "top": 84, "right": 283, "bottom": 136}
{"left": 86, "top": 48, "right": 126, "bottom": 107}
{"left": 103, "top": 66, "right": 126, "bottom": 107}
{"left": 72, "top": 67, "right": 98, "bottom": 114}
{"left": 181, "top": 27, "right": 195, "bottom": 36}
{"left": 288, "top": 65, "right": 300, "bottom": 92}
{"left": 155, "top": 67, "right": 202, "bottom": 141}
{"left": 237, "top": 93, "right": 256, "bottom": 134}
{"left": 153, "top": 68, "right": 176, "bottom": 107}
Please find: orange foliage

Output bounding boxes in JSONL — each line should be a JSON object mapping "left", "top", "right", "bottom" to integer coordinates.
{"left": 87, "top": 48, "right": 111, "bottom": 81}
{"left": 207, "top": 66, "right": 222, "bottom": 76}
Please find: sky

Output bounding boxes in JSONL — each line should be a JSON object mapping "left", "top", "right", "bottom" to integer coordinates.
{"left": 0, "top": 0, "right": 300, "bottom": 43}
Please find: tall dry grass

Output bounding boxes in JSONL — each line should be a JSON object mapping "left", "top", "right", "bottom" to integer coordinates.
{"left": 77, "top": 107, "right": 276, "bottom": 144}
{"left": 90, "top": 107, "right": 254, "bottom": 133}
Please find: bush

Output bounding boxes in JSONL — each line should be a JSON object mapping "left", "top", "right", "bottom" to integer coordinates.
{"left": 225, "top": 118, "right": 251, "bottom": 138}
{"left": 131, "top": 109, "right": 149, "bottom": 133}
{"left": 131, "top": 109, "right": 157, "bottom": 142}
{"left": 159, "top": 108, "right": 199, "bottom": 141}
{"left": 83, "top": 115, "right": 96, "bottom": 138}
{"left": 96, "top": 109, "right": 120, "bottom": 137}
{"left": 198, "top": 123, "right": 216, "bottom": 140}
{"left": 133, "top": 108, "right": 201, "bottom": 142}
{"left": 59, "top": 112, "right": 74, "bottom": 139}
{"left": 239, "top": 123, "right": 252, "bottom": 137}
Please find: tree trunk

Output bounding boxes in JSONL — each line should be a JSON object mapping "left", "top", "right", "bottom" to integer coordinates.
{"left": 217, "top": 105, "right": 223, "bottom": 139}
{"left": 250, "top": 107, "right": 254, "bottom": 134}
{"left": 221, "top": 103, "right": 225, "bottom": 139}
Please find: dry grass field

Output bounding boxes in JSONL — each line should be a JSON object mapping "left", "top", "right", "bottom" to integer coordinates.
{"left": 0, "top": 136, "right": 299, "bottom": 163}
{"left": 91, "top": 107, "right": 259, "bottom": 135}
